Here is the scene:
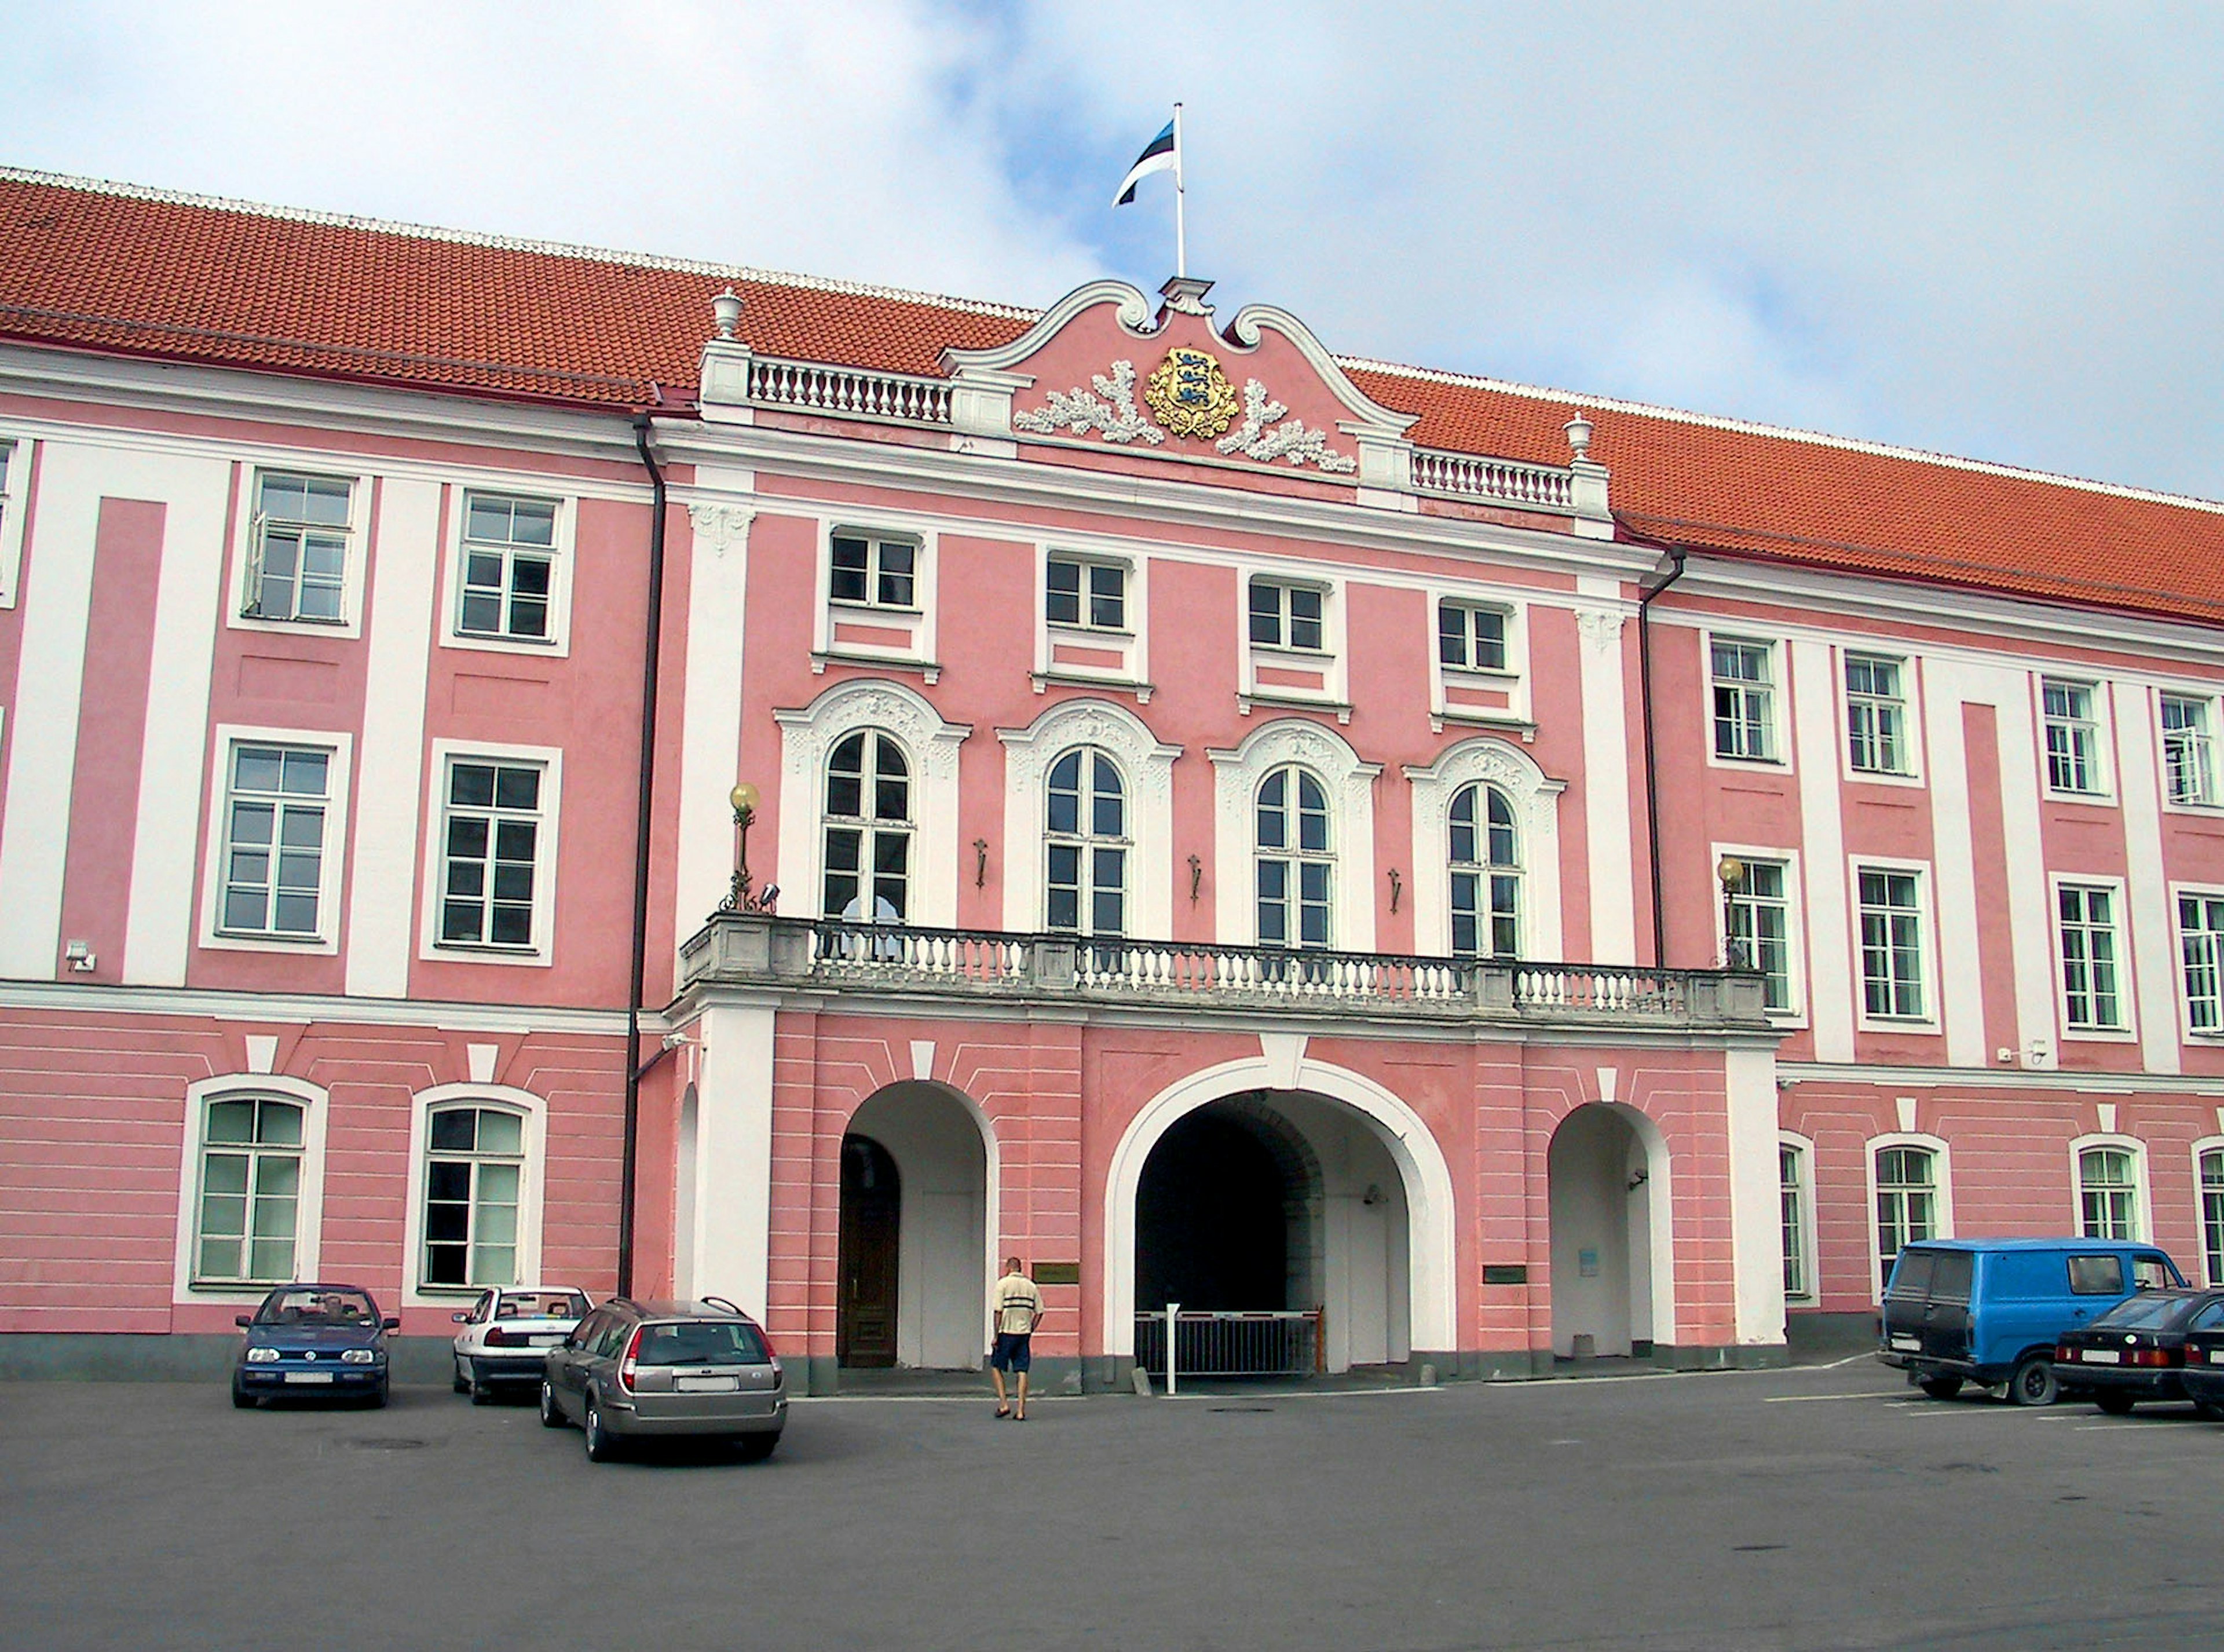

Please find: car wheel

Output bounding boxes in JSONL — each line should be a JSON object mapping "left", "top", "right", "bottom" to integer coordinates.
{"left": 453, "top": 1356, "right": 471, "bottom": 1394}
{"left": 539, "top": 1379, "right": 566, "bottom": 1429}
{"left": 1918, "top": 1376, "right": 1963, "bottom": 1401}
{"left": 583, "top": 1392, "right": 619, "bottom": 1463}
{"left": 737, "top": 1432, "right": 780, "bottom": 1463}
{"left": 2008, "top": 1353, "right": 2058, "bottom": 1406}
{"left": 469, "top": 1362, "right": 493, "bottom": 1406}
{"left": 2194, "top": 1399, "right": 2224, "bottom": 1422}
{"left": 231, "top": 1381, "right": 255, "bottom": 1410}
{"left": 2094, "top": 1391, "right": 2137, "bottom": 1416}
{"left": 367, "top": 1378, "right": 389, "bottom": 1410}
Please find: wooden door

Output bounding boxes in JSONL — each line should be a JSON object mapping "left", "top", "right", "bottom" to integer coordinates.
{"left": 837, "top": 1135, "right": 900, "bottom": 1368}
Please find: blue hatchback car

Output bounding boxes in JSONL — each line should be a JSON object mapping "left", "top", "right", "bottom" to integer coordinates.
{"left": 232, "top": 1283, "right": 400, "bottom": 1409}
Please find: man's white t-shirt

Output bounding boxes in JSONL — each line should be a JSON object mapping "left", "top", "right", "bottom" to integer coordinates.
{"left": 994, "top": 1272, "right": 1043, "bottom": 1336}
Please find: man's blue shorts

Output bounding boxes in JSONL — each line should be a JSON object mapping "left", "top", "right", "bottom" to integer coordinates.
{"left": 989, "top": 1332, "right": 1033, "bottom": 1373}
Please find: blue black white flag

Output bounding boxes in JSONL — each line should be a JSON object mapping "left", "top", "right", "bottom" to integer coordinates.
{"left": 1113, "top": 118, "right": 1178, "bottom": 206}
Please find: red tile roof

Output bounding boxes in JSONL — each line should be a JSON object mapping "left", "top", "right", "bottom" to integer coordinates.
{"left": 5, "top": 168, "right": 2221, "bottom": 628}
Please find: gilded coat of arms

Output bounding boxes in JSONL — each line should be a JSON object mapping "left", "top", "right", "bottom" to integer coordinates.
{"left": 1144, "top": 346, "right": 1239, "bottom": 440}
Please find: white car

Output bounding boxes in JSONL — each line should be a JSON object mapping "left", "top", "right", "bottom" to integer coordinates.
{"left": 451, "top": 1286, "right": 592, "bottom": 1402}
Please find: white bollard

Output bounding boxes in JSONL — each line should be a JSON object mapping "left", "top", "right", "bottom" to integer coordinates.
{"left": 1166, "top": 1302, "right": 1179, "bottom": 1397}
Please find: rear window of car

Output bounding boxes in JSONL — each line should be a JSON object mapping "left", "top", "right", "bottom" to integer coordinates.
{"left": 2091, "top": 1293, "right": 2193, "bottom": 1331}
{"left": 499, "top": 1291, "right": 587, "bottom": 1320}
{"left": 1885, "top": 1250, "right": 1937, "bottom": 1302}
{"left": 1927, "top": 1251, "right": 1973, "bottom": 1303}
{"left": 637, "top": 1321, "right": 769, "bottom": 1367}
{"left": 2068, "top": 1255, "right": 2126, "bottom": 1295}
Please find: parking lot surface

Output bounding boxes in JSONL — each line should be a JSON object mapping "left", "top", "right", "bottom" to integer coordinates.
{"left": 6, "top": 1360, "right": 2223, "bottom": 1650}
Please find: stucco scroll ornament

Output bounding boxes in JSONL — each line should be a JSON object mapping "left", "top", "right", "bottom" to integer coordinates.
{"left": 1012, "top": 360, "right": 1165, "bottom": 445}
{"left": 1144, "top": 346, "right": 1241, "bottom": 440}
{"left": 688, "top": 503, "right": 756, "bottom": 557}
{"left": 1575, "top": 608, "right": 1626, "bottom": 653}
{"left": 1215, "top": 381, "right": 1359, "bottom": 474}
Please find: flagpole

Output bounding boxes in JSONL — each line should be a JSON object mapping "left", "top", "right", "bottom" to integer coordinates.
{"left": 1173, "top": 102, "right": 1186, "bottom": 279}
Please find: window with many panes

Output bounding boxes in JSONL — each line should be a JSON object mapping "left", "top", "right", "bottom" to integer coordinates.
{"left": 2077, "top": 1145, "right": 2139, "bottom": 1240}
{"left": 829, "top": 530, "right": 917, "bottom": 610}
{"left": 2161, "top": 695, "right": 2216, "bottom": 806}
{"left": 1725, "top": 857, "right": 1794, "bottom": 1011}
{"left": 1448, "top": 782, "right": 1519, "bottom": 958}
{"left": 1710, "top": 638, "right": 1777, "bottom": 761}
{"left": 456, "top": 492, "right": 558, "bottom": 642}
{"left": 2201, "top": 1148, "right": 2224, "bottom": 1285}
{"left": 1438, "top": 601, "right": 1509, "bottom": 673}
{"left": 1249, "top": 579, "right": 1325, "bottom": 652}
{"left": 438, "top": 759, "right": 545, "bottom": 948}
{"left": 1256, "top": 765, "right": 1332, "bottom": 949}
{"left": 0, "top": 438, "right": 13, "bottom": 546}
{"left": 1845, "top": 653, "right": 1910, "bottom": 776}
{"left": 243, "top": 472, "right": 351, "bottom": 623}
{"left": 2058, "top": 883, "right": 2123, "bottom": 1030}
{"left": 218, "top": 744, "right": 331, "bottom": 938}
{"left": 2183, "top": 894, "right": 2224, "bottom": 1032}
{"left": 1875, "top": 1145, "right": 1940, "bottom": 1274}
{"left": 1045, "top": 556, "right": 1126, "bottom": 632}
{"left": 1781, "top": 1142, "right": 1811, "bottom": 1299}
{"left": 194, "top": 1096, "right": 305, "bottom": 1285}
{"left": 422, "top": 1105, "right": 524, "bottom": 1288}
{"left": 1045, "top": 747, "right": 1125, "bottom": 938}
{"left": 1857, "top": 868, "right": 1925, "bottom": 1019}
{"left": 2042, "top": 678, "right": 2102, "bottom": 795}
{"left": 823, "top": 730, "right": 910, "bottom": 922}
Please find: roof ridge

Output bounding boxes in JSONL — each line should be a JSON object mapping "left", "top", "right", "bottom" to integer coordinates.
{"left": 1338, "top": 353, "right": 2224, "bottom": 520}
{"left": 0, "top": 165, "right": 1046, "bottom": 325}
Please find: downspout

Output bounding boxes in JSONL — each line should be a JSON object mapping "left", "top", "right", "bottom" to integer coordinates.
{"left": 619, "top": 413, "right": 671, "bottom": 1298}
{"left": 1634, "top": 540, "right": 1688, "bottom": 968}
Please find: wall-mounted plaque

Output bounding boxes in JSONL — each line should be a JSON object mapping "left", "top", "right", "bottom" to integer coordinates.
{"left": 1031, "top": 1261, "right": 1081, "bottom": 1286}
{"left": 1481, "top": 1264, "right": 1528, "bottom": 1286}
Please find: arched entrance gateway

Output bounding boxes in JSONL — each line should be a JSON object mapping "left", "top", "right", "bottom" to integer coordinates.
{"left": 836, "top": 1083, "right": 992, "bottom": 1371}
{"left": 1547, "top": 1103, "right": 1671, "bottom": 1359}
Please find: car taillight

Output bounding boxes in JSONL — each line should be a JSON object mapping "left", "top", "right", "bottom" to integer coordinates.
{"left": 2128, "top": 1347, "right": 2177, "bottom": 1367}
{"left": 618, "top": 1325, "right": 645, "bottom": 1391}
{"left": 2055, "top": 1346, "right": 2075, "bottom": 1361}
{"left": 485, "top": 1326, "right": 511, "bottom": 1347}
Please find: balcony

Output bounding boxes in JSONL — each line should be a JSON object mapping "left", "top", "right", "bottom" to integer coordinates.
{"left": 677, "top": 915, "right": 1772, "bottom": 1032}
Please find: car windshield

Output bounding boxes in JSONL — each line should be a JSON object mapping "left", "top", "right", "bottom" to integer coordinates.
{"left": 256, "top": 1288, "right": 378, "bottom": 1326}
{"left": 635, "top": 1321, "right": 768, "bottom": 1367}
{"left": 498, "top": 1291, "right": 588, "bottom": 1320}
{"left": 2091, "top": 1293, "right": 2199, "bottom": 1331}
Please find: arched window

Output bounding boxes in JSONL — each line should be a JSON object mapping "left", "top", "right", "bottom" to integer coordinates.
{"left": 1875, "top": 1145, "right": 1939, "bottom": 1272}
{"left": 824, "top": 730, "right": 912, "bottom": 922}
{"left": 1045, "top": 747, "right": 1126, "bottom": 938}
{"left": 193, "top": 1095, "right": 306, "bottom": 1285}
{"left": 2201, "top": 1147, "right": 2224, "bottom": 1285}
{"left": 423, "top": 1104, "right": 525, "bottom": 1287}
{"left": 1449, "top": 782, "right": 1520, "bottom": 957}
{"left": 1256, "top": 765, "right": 1332, "bottom": 950}
{"left": 2077, "top": 1144, "right": 2141, "bottom": 1240}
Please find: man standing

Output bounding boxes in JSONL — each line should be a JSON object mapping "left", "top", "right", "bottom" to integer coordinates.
{"left": 989, "top": 1256, "right": 1044, "bottom": 1420}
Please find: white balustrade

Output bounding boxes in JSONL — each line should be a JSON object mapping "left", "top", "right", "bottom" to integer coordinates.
{"left": 1411, "top": 449, "right": 1575, "bottom": 511}
{"left": 747, "top": 357, "right": 953, "bottom": 425}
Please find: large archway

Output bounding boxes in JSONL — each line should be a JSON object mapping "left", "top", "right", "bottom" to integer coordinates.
{"left": 840, "top": 1082, "right": 992, "bottom": 1370}
{"left": 1547, "top": 1103, "right": 1669, "bottom": 1359}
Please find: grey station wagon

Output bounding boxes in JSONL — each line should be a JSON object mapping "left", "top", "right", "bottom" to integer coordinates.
{"left": 539, "top": 1297, "right": 786, "bottom": 1462}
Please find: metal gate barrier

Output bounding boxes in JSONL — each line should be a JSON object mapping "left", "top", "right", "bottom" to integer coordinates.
{"left": 1135, "top": 1307, "right": 1325, "bottom": 1388}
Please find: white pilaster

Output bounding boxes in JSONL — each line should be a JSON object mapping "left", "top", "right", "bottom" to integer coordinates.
{"left": 676, "top": 494, "right": 754, "bottom": 940}
{"left": 691, "top": 997, "right": 778, "bottom": 1318}
{"left": 1992, "top": 675, "right": 2058, "bottom": 1059}
{"left": 1790, "top": 639, "right": 1853, "bottom": 1059}
{"left": 1922, "top": 666, "right": 1985, "bottom": 1066}
{"left": 1575, "top": 585, "right": 1634, "bottom": 964}
{"left": 2113, "top": 681, "right": 2177, "bottom": 1073}
{"left": 1725, "top": 1044, "right": 1787, "bottom": 1344}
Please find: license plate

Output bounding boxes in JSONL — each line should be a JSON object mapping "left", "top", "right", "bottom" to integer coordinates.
{"left": 2208, "top": 1350, "right": 2224, "bottom": 1365}
{"left": 1889, "top": 1335, "right": 1920, "bottom": 1351}
{"left": 284, "top": 1370, "right": 335, "bottom": 1384}
{"left": 532, "top": 1335, "right": 562, "bottom": 1346}
{"left": 2080, "top": 1349, "right": 2120, "bottom": 1365}
{"left": 675, "top": 1375, "right": 738, "bottom": 1393}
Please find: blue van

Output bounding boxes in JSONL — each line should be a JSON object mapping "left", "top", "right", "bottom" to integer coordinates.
{"left": 1877, "top": 1238, "right": 2183, "bottom": 1404}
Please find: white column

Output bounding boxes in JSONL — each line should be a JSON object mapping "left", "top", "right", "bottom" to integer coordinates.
{"left": 1575, "top": 590, "right": 1635, "bottom": 964}
{"left": 1724, "top": 1044, "right": 1787, "bottom": 1345}
{"left": 691, "top": 996, "right": 779, "bottom": 1318}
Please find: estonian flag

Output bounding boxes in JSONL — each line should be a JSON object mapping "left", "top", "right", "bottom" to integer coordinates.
{"left": 1113, "top": 118, "right": 1177, "bottom": 207}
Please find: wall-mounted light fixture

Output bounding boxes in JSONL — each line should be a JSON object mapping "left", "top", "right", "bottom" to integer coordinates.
{"left": 720, "top": 783, "right": 776, "bottom": 914}
{"left": 1187, "top": 854, "right": 1202, "bottom": 906}
{"left": 974, "top": 838, "right": 989, "bottom": 888}
{"left": 1387, "top": 867, "right": 1403, "bottom": 915}
{"left": 64, "top": 940, "right": 95, "bottom": 974}
{"left": 1626, "top": 1168, "right": 1649, "bottom": 1193}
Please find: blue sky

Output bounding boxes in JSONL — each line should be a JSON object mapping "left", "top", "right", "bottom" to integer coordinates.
{"left": 6, "top": 2, "right": 2224, "bottom": 499}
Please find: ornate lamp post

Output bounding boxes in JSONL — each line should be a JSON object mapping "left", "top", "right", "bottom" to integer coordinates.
{"left": 722, "top": 781, "right": 776, "bottom": 914}
{"left": 1716, "top": 854, "right": 1748, "bottom": 970}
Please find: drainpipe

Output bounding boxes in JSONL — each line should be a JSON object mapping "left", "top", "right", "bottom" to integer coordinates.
{"left": 1633, "top": 539, "right": 1688, "bottom": 968}
{"left": 619, "top": 413, "right": 671, "bottom": 1298}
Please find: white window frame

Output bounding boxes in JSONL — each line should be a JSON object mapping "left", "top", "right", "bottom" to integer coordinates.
{"left": 1239, "top": 571, "right": 1349, "bottom": 719}
{"left": 1865, "top": 1132, "right": 1953, "bottom": 1301}
{"left": 820, "top": 726, "right": 916, "bottom": 924}
{"left": 1852, "top": 858, "right": 1937, "bottom": 1030}
{"left": 1841, "top": 649, "right": 1921, "bottom": 783}
{"left": 1033, "top": 544, "right": 1150, "bottom": 699}
{"left": 812, "top": 520, "right": 939, "bottom": 679}
{"left": 1780, "top": 1132, "right": 1819, "bottom": 1303}
{"left": 443, "top": 487, "right": 574, "bottom": 657}
{"left": 2053, "top": 875, "right": 2135, "bottom": 1041}
{"left": 0, "top": 430, "right": 32, "bottom": 609}
{"left": 1208, "top": 719, "right": 1379, "bottom": 952}
{"left": 1044, "top": 551, "right": 1131, "bottom": 635}
{"left": 228, "top": 463, "right": 373, "bottom": 638}
{"left": 2177, "top": 882, "right": 2224, "bottom": 1040}
{"left": 1406, "top": 739, "right": 1564, "bottom": 963}
{"left": 1429, "top": 592, "right": 1531, "bottom": 733}
{"left": 2159, "top": 689, "right": 2221, "bottom": 810}
{"left": 2069, "top": 1135, "right": 2150, "bottom": 1243}
{"left": 998, "top": 698, "right": 1179, "bottom": 940}
{"left": 2193, "top": 1139, "right": 2224, "bottom": 1286}
{"left": 418, "top": 740, "right": 563, "bottom": 966}
{"left": 198, "top": 726, "right": 354, "bottom": 956}
{"left": 1706, "top": 632, "right": 1785, "bottom": 767}
{"left": 399, "top": 1083, "right": 546, "bottom": 1306}
{"left": 1713, "top": 844, "right": 1806, "bottom": 1024}
{"left": 1253, "top": 762, "right": 1337, "bottom": 952}
{"left": 2039, "top": 675, "right": 2112, "bottom": 802}
{"left": 171, "top": 1073, "right": 328, "bottom": 1305}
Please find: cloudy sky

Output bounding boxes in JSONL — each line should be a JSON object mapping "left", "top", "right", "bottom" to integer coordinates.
{"left": 4, "top": 1, "right": 2222, "bottom": 498}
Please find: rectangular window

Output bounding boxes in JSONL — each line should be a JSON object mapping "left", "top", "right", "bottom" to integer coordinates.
{"left": 1857, "top": 868, "right": 1925, "bottom": 1019}
{"left": 439, "top": 759, "right": 545, "bottom": 949}
{"left": 244, "top": 472, "right": 352, "bottom": 623}
{"left": 457, "top": 492, "right": 558, "bottom": 642}
{"left": 2189, "top": 894, "right": 2224, "bottom": 1033}
{"left": 1845, "top": 653, "right": 1910, "bottom": 776}
{"left": 1725, "top": 857, "right": 1794, "bottom": 1012}
{"left": 218, "top": 744, "right": 331, "bottom": 938}
{"left": 2077, "top": 1146, "right": 2139, "bottom": 1240}
{"left": 1437, "top": 601, "right": 1509, "bottom": 672}
{"left": 1710, "top": 638, "right": 1777, "bottom": 761}
{"left": 2161, "top": 695, "right": 2216, "bottom": 806}
{"left": 1875, "top": 1146, "right": 1938, "bottom": 1273}
{"left": 195, "top": 1097, "right": 304, "bottom": 1285}
{"left": 1046, "top": 555, "right": 1127, "bottom": 631}
{"left": 829, "top": 531, "right": 917, "bottom": 610}
{"left": 1249, "top": 579, "right": 1325, "bottom": 651}
{"left": 2042, "top": 678, "right": 2102, "bottom": 795}
{"left": 423, "top": 1106, "right": 524, "bottom": 1288}
{"left": 1780, "top": 1143, "right": 1810, "bottom": 1299}
{"left": 2058, "top": 883, "right": 2123, "bottom": 1030}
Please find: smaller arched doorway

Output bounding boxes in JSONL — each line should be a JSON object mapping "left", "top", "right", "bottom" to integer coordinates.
{"left": 836, "top": 1135, "right": 901, "bottom": 1366}
{"left": 837, "top": 1083, "right": 992, "bottom": 1370}
{"left": 1548, "top": 1104, "right": 1664, "bottom": 1359}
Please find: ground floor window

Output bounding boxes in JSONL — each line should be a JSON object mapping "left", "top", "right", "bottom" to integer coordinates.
{"left": 1780, "top": 1141, "right": 1810, "bottom": 1298}
{"left": 423, "top": 1105, "right": 524, "bottom": 1287}
{"left": 1875, "top": 1145, "right": 1939, "bottom": 1275}
{"left": 2201, "top": 1149, "right": 2224, "bottom": 1283}
{"left": 2077, "top": 1145, "right": 2140, "bottom": 1241}
{"left": 194, "top": 1095, "right": 304, "bottom": 1285}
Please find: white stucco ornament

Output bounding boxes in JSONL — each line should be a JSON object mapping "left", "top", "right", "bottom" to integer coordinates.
{"left": 1215, "top": 379, "right": 1358, "bottom": 473}
{"left": 1012, "top": 360, "right": 1165, "bottom": 445}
